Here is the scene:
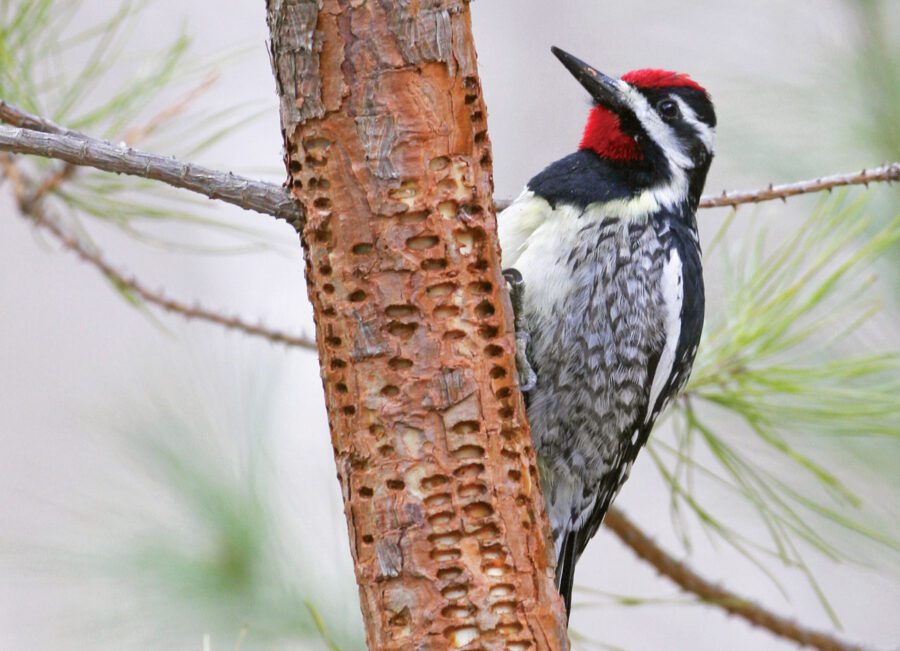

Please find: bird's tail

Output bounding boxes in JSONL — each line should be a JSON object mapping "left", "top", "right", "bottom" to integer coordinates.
{"left": 556, "top": 531, "right": 578, "bottom": 618}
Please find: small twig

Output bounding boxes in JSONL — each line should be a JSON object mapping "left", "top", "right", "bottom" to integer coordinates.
{"left": 0, "top": 122, "right": 303, "bottom": 223}
{"left": 0, "top": 100, "right": 73, "bottom": 136}
{"left": 2, "top": 159, "right": 315, "bottom": 350}
{"left": 12, "top": 78, "right": 223, "bottom": 206}
{"left": 698, "top": 163, "right": 900, "bottom": 209}
{"left": 0, "top": 153, "right": 27, "bottom": 196}
{"left": 33, "top": 206, "right": 316, "bottom": 349}
{"left": 31, "top": 160, "right": 77, "bottom": 200}
{"left": 604, "top": 507, "right": 871, "bottom": 651}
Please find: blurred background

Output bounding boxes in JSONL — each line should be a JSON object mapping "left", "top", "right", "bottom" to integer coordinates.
{"left": 0, "top": 1, "right": 897, "bottom": 649}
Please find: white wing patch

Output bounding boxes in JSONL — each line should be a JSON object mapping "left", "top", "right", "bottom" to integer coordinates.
{"left": 645, "top": 248, "right": 683, "bottom": 423}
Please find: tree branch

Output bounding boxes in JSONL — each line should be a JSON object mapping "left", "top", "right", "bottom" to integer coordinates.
{"left": 0, "top": 100, "right": 80, "bottom": 136}
{"left": 265, "top": 1, "right": 569, "bottom": 647}
{"left": 0, "top": 100, "right": 315, "bottom": 348}
{"left": 698, "top": 163, "right": 899, "bottom": 209}
{"left": 603, "top": 508, "right": 871, "bottom": 651}
{"left": 0, "top": 122, "right": 303, "bottom": 224}
{"left": 35, "top": 204, "right": 315, "bottom": 348}
{"left": 3, "top": 101, "right": 897, "bottom": 226}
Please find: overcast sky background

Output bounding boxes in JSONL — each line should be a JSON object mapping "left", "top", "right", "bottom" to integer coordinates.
{"left": 1, "top": 1, "right": 897, "bottom": 649}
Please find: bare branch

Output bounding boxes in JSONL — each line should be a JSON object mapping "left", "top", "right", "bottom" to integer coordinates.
{"left": 0, "top": 100, "right": 75, "bottom": 136}
{"left": 0, "top": 153, "right": 315, "bottom": 351}
{"left": 4, "top": 98, "right": 896, "bottom": 224}
{"left": 0, "top": 102, "right": 314, "bottom": 350}
{"left": 0, "top": 123, "right": 303, "bottom": 224}
{"left": 699, "top": 163, "right": 900, "bottom": 209}
{"left": 33, "top": 205, "right": 315, "bottom": 348}
{"left": 604, "top": 508, "right": 871, "bottom": 651}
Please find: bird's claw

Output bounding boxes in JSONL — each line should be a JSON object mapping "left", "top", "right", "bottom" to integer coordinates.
{"left": 503, "top": 267, "right": 525, "bottom": 316}
{"left": 516, "top": 330, "right": 538, "bottom": 392}
{"left": 503, "top": 267, "right": 537, "bottom": 393}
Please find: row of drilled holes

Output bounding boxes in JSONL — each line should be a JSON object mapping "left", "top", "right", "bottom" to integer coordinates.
{"left": 290, "top": 135, "right": 352, "bottom": 407}
{"left": 458, "top": 73, "right": 523, "bottom": 593}
{"left": 292, "top": 90, "right": 526, "bottom": 644}
{"left": 423, "top": 456, "right": 520, "bottom": 639}
{"left": 350, "top": 150, "right": 483, "bottom": 560}
{"left": 437, "top": 244, "right": 516, "bottom": 628}
{"left": 464, "top": 75, "right": 491, "bottom": 170}
{"left": 290, "top": 134, "right": 399, "bottom": 561}
{"left": 291, "top": 133, "right": 441, "bottom": 596}
{"left": 338, "top": 73, "right": 523, "bottom": 644}
{"left": 444, "top": 74, "right": 530, "bottom": 648}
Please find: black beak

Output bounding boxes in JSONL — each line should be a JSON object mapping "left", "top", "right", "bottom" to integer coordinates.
{"left": 551, "top": 46, "right": 629, "bottom": 114}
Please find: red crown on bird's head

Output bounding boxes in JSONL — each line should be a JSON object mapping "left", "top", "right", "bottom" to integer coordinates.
{"left": 621, "top": 69, "right": 706, "bottom": 94}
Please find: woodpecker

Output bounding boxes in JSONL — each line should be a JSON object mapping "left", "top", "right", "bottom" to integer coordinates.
{"left": 499, "top": 47, "right": 715, "bottom": 615}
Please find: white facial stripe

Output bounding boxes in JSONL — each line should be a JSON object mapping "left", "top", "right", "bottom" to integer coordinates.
{"left": 616, "top": 80, "right": 692, "bottom": 170}
{"left": 614, "top": 80, "right": 692, "bottom": 210}
{"left": 672, "top": 96, "right": 716, "bottom": 153}
{"left": 612, "top": 80, "right": 719, "bottom": 209}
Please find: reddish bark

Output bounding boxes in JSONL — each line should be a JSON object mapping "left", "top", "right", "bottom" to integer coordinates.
{"left": 265, "top": 0, "right": 568, "bottom": 648}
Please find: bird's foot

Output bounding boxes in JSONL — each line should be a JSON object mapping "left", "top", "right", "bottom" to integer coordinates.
{"left": 515, "top": 330, "right": 537, "bottom": 392}
{"left": 504, "top": 267, "right": 526, "bottom": 317}
{"left": 503, "top": 268, "right": 537, "bottom": 393}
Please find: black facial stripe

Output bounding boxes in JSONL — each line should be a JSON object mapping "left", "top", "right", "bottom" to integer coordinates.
{"left": 639, "top": 87, "right": 716, "bottom": 129}
{"left": 677, "top": 89, "right": 716, "bottom": 129}
{"left": 609, "top": 109, "right": 673, "bottom": 179}
{"left": 675, "top": 120, "right": 712, "bottom": 167}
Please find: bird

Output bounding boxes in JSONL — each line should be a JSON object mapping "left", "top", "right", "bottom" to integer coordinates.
{"left": 498, "top": 46, "right": 715, "bottom": 616}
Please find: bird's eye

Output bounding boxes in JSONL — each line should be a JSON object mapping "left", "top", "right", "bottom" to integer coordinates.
{"left": 657, "top": 99, "right": 679, "bottom": 120}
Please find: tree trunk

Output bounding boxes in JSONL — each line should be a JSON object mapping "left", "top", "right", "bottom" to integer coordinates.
{"left": 265, "top": 1, "right": 568, "bottom": 648}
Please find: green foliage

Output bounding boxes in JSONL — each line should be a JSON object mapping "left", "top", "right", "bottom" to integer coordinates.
{"left": 2, "top": 2, "right": 345, "bottom": 647}
{"left": 98, "top": 359, "right": 365, "bottom": 650}
{"left": 654, "top": 193, "right": 900, "bottom": 619}
{"left": 1, "top": 0, "right": 283, "bottom": 256}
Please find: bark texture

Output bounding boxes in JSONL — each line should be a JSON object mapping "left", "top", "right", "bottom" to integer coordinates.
{"left": 265, "top": 1, "right": 568, "bottom": 648}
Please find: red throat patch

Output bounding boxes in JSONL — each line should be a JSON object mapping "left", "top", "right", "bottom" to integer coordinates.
{"left": 580, "top": 106, "right": 642, "bottom": 161}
